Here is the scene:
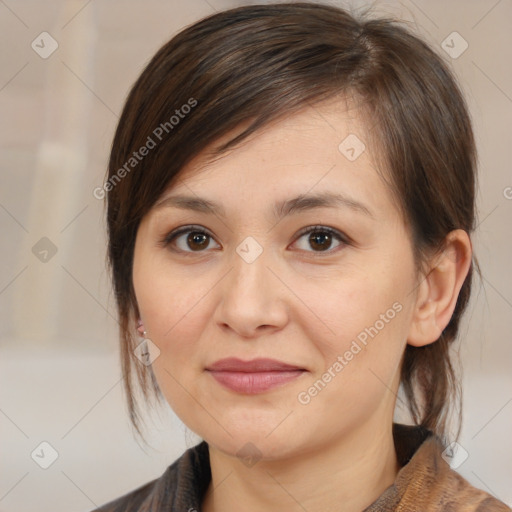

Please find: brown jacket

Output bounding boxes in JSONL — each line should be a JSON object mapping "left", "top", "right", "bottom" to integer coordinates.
{"left": 92, "top": 424, "right": 510, "bottom": 511}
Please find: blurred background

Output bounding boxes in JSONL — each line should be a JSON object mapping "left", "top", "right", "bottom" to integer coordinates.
{"left": 0, "top": 0, "right": 511, "bottom": 510}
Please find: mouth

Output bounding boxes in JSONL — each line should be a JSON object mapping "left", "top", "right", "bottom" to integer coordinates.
{"left": 205, "top": 357, "right": 306, "bottom": 394}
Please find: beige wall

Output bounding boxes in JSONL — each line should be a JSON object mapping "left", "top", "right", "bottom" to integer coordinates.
{"left": 1, "top": 1, "right": 511, "bottom": 510}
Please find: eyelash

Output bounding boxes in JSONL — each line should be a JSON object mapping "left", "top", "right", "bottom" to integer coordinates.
{"left": 159, "top": 224, "right": 351, "bottom": 257}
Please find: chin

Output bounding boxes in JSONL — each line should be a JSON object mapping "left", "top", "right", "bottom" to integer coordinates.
{"left": 201, "top": 424, "right": 306, "bottom": 463}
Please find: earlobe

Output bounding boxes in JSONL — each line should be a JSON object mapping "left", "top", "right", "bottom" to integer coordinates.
{"left": 407, "top": 229, "right": 472, "bottom": 347}
{"left": 136, "top": 318, "right": 146, "bottom": 337}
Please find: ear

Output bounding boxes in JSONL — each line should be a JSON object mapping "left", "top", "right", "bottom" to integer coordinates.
{"left": 407, "top": 229, "right": 472, "bottom": 347}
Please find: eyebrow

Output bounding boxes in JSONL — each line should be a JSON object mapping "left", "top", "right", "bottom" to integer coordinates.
{"left": 154, "top": 191, "right": 374, "bottom": 220}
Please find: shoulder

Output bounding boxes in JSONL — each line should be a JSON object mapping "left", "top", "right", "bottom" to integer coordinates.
{"left": 91, "top": 478, "right": 156, "bottom": 512}
{"left": 89, "top": 440, "right": 211, "bottom": 512}
{"left": 418, "top": 436, "right": 511, "bottom": 511}
{"left": 390, "top": 425, "right": 511, "bottom": 511}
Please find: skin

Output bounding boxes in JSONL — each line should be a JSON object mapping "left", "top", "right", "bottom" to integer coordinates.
{"left": 132, "top": 98, "right": 472, "bottom": 512}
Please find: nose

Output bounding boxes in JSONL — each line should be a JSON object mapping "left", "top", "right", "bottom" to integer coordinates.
{"left": 213, "top": 242, "right": 288, "bottom": 339}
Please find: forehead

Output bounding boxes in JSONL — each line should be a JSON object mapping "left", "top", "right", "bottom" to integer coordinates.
{"left": 154, "top": 99, "right": 396, "bottom": 222}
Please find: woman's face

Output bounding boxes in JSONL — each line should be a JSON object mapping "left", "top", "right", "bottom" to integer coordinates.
{"left": 133, "top": 100, "right": 421, "bottom": 460}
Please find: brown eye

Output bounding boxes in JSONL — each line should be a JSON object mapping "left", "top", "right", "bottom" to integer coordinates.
{"left": 162, "top": 226, "right": 220, "bottom": 253}
{"left": 308, "top": 231, "right": 333, "bottom": 251}
{"left": 293, "top": 226, "right": 348, "bottom": 254}
{"left": 186, "top": 231, "right": 210, "bottom": 251}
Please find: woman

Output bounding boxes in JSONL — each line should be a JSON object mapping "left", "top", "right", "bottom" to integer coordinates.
{"left": 94, "top": 2, "right": 510, "bottom": 511}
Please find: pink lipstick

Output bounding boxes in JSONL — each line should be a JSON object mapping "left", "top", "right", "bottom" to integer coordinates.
{"left": 205, "top": 357, "right": 305, "bottom": 394}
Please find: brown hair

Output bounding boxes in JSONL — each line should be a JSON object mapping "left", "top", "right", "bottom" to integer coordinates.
{"left": 105, "top": 2, "right": 478, "bottom": 443}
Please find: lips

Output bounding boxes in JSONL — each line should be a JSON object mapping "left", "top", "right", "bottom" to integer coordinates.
{"left": 205, "top": 358, "right": 306, "bottom": 394}
{"left": 206, "top": 357, "right": 304, "bottom": 372}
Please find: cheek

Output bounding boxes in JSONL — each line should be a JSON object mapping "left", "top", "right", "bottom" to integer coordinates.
{"left": 304, "top": 248, "right": 415, "bottom": 394}
{"left": 133, "top": 252, "right": 209, "bottom": 416}
{"left": 303, "top": 266, "right": 409, "bottom": 355}
{"left": 298, "top": 286, "right": 411, "bottom": 427}
{"left": 133, "top": 250, "right": 212, "bottom": 367}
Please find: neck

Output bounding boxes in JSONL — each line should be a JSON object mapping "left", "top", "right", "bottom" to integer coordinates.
{"left": 202, "top": 419, "right": 400, "bottom": 512}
